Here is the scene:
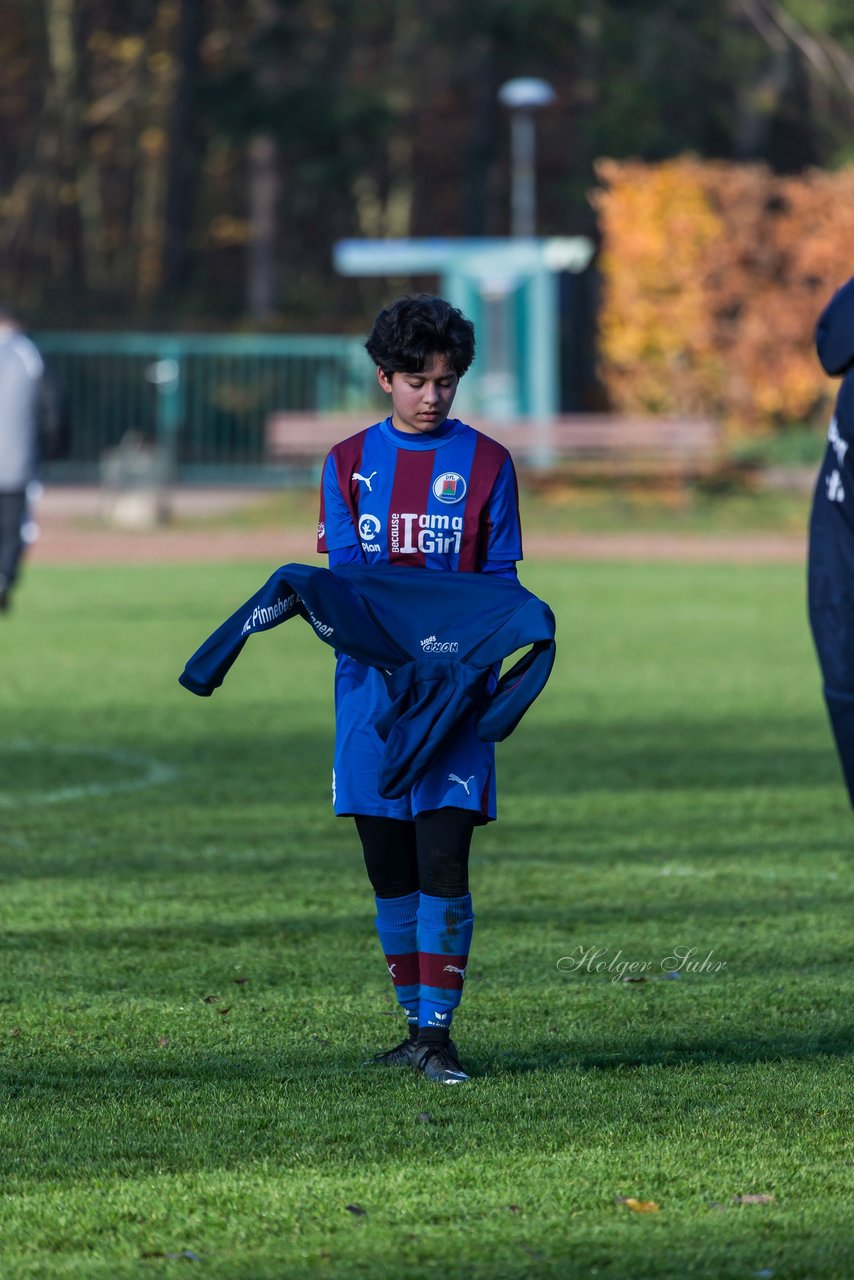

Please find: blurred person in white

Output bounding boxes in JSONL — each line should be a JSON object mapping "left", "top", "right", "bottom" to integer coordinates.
{"left": 0, "top": 305, "right": 46, "bottom": 613}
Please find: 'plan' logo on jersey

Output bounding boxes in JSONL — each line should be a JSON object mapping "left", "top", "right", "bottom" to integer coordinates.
{"left": 433, "top": 472, "right": 467, "bottom": 504}
{"left": 358, "top": 512, "right": 382, "bottom": 552}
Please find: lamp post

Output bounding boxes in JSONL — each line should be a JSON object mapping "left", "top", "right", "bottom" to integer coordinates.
{"left": 498, "top": 77, "right": 556, "bottom": 238}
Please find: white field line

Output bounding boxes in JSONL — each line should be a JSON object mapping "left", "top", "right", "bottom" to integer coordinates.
{"left": 0, "top": 741, "right": 180, "bottom": 807}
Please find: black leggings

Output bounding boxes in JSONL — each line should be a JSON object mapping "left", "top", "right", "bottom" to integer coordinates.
{"left": 0, "top": 491, "right": 26, "bottom": 588}
{"left": 355, "top": 808, "right": 476, "bottom": 899}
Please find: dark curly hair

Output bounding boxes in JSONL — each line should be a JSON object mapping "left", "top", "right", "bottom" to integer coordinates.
{"left": 365, "top": 295, "right": 476, "bottom": 378}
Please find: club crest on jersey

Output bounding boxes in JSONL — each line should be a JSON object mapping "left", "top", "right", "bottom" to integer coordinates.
{"left": 433, "top": 472, "right": 467, "bottom": 504}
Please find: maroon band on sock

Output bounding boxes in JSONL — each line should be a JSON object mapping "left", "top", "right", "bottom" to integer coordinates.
{"left": 419, "top": 952, "right": 469, "bottom": 990}
{"left": 384, "top": 953, "right": 418, "bottom": 986}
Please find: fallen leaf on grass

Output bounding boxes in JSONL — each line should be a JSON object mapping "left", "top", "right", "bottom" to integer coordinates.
{"left": 7, "top": 1027, "right": 21, "bottom": 1037}
{"left": 733, "top": 1193, "right": 775, "bottom": 1205}
{"left": 157, "top": 1037, "right": 171, "bottom": 1047}
{"left": 202, "top": 994, "right": 222, "bottom": 1004}
{"left": 217, "top": 1007, "right": 231, "bottom": 1016}
{"left": 507, "top": 1204, "right": 522, "bottom": 1213}
{"left": 345, "top": 1204, "right": 367, "bottom": 1216}
{"left": 140, "top": 1250, "right": 202, "bottom": 1261}
{"left": 615, "top": 1197, "right": 660, "bottom": 1213}
{"left": 233, "top": 977, "right": 249, "bottom": 985}
{"left": 621, "top": 976, "right": 647, "bottom": 984}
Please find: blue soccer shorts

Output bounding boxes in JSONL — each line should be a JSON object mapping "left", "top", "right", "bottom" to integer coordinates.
{"left": 332, "top": 655, "right": 496, "bottom": 822}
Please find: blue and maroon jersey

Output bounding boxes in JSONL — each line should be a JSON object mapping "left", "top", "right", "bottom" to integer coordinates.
{"left": 316, "top": 417, "right": 523, "bottom": 571}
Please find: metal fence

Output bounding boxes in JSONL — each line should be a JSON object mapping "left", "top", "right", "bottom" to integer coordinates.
{"left": 37, "top": 332, "right": 380, "bottom": 482}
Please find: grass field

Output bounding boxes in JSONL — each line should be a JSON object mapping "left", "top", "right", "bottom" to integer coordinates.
{"left": 0, "top": 556, "right": 852, "bottom": 1279}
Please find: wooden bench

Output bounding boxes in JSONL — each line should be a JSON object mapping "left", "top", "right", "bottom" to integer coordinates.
{"left": 477, "top": 416, "right": 723, "bottom": 484}
{"left": 265, "top": 412, "right": 724, "bottom": 486}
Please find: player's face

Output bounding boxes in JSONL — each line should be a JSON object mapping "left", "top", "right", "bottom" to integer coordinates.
{"left": 377, "top": 353, "right": 459, "bottom": 434}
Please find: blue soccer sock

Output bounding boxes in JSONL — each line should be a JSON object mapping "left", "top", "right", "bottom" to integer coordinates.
{"left": 416, "top": 891, "right": 474, "bottom": 1036}
{"left": 373, "top": 891, "right": 420, "bottom": 1032}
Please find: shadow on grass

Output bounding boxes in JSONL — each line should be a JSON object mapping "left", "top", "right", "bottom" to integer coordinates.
{"left": 0, "top": 883, "right": 849, "bottom": 969}
{"left": 1, "top": 1024, "right": 851, "bottom": 1122}
{"left": 165, "top": 713, "right": 836, "bottom": 796}
{"left": 496, "top": 715, "right": 837, "bottom": 796}
{"left": 0, "top": 709, "right": 840, "bottom": 811}
{"left": 0, "top": 1024, "right": 850, "bottom": 1214}
{"left": 0, "top": 710, "right": 846, "bottom": 887}
{"left": 92, "top": 1232, "right": 853, "bottom": 1280}
{"left": 486, "top": 1027, "right": 854, "bottom": 1075}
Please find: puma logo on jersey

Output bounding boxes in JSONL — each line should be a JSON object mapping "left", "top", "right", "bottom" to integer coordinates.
{"left": 353, "top": 470, "right": 377, "bottom": 492}
{"left": 387, "top": 962, "right": 397, "bottom": 978}
{"left": 443, "top": 964, "right": 467, "bottom": 978}
{"left": 449, "top": 773, "right": 475, "bottom": 795}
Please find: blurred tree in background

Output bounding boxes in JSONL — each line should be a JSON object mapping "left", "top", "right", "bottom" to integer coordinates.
{"left": 1, "top": 0, "right": 853, "bottom": 331}
{"left": 594, "top": 157, "right": 854, "bottom": 435}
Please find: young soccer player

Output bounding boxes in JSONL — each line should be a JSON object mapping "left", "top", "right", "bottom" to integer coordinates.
{"left": 317, "top": 295, "right": 523, "bottom": 1084}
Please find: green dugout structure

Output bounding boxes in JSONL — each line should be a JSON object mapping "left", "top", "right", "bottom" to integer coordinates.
{"left": 36, "top": 237, "right": 593, "bottom": 481}
{"left": 333, "top": 236, "right": 595, "bottom": 426}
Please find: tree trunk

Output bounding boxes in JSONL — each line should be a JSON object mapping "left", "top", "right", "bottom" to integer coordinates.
{"left": 463, "top": 34, "right": 499, "bottom": 237}
{"left": 129, "top": 0, "right": 174, "bottom": 310}
{"left": 350, "top": 0, "right": 416, "bottom": 240}
{"left": 246, "top": 0, "right": 282, "bottom": 321}
{"left": 162, "top": 0, "right": 205, "bottom": 298}
{"left": 247, "top": 132, "right": 280, "bottom": 320}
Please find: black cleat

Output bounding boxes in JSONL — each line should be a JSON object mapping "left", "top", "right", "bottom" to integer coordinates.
{"left": 412, "top": 1041, "right": 469, "bottom": 1084}
{"left": 364, "top": 1036, "right": 418, "bottom": 1068}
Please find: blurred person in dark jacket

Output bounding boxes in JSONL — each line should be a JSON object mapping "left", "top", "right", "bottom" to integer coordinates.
{"left": 808, "top": 275, "right": 854, "bottom": 804}
{"left": 0, "top": 305, "right": 61, "bottom": 613}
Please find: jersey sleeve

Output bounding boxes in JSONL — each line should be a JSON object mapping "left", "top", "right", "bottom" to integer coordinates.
{"left": 317, "top": 450, "right": 359, "bottom": 554}
{"left": 480, "top": 558, "right": 518, "bottom": 579}
{"left": 479, "top": 454, "right": 523, "bottom": 567}
{"left": 328, "top": 543, "right": 365, "bottom": 567}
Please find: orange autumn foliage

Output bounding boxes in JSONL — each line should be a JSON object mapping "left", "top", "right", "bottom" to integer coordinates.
{"left": 591, "top": 157, "right": 854, "bottom": 435}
